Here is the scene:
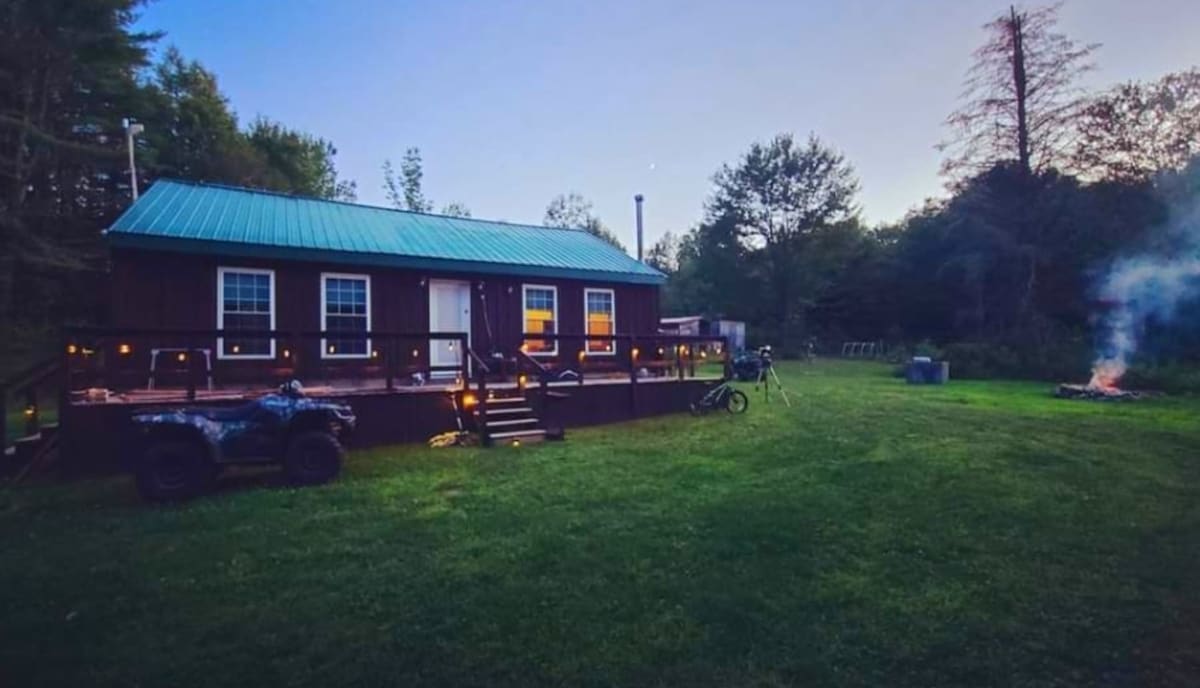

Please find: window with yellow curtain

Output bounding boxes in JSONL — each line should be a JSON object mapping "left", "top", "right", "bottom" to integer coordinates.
{"left": 523, "top": 285, "right": 557, "bottom": 354}
{"left": 585, "top": 288, "right": 614, "bottom": 354}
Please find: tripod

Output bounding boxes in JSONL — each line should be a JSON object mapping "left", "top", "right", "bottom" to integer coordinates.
{"left": 754, "top": 362, "right": 792, "bottom": 407}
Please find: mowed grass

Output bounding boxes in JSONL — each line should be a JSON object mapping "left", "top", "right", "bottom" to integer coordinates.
{"left": 2, "top": 360, "right": 1198, "bottom": 687}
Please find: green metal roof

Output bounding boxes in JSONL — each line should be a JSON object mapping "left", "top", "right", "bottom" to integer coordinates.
{"left": 106, "top": 179, "right": 665, "bottom": 285}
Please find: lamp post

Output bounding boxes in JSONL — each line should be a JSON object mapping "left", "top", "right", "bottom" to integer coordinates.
{"left": 124, "top": 118, "right": 145, "bottom": 200}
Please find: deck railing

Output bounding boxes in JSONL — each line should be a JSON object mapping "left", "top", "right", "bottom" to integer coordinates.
{"left": 61, "top": 327, "right": 472, "bottom": 402}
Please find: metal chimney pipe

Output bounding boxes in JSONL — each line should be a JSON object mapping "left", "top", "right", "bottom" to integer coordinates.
{"left": 634, "top": 194, "right": 644, "bottom": 261}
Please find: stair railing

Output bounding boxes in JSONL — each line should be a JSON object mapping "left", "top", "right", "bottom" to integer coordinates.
{"left": 465, "top": 346, "right": 492, "bottom": 445}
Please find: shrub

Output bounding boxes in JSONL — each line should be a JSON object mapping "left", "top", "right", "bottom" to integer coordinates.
{"left": 1121, "top": 362, "right": 1200, "bottom": 394}
{"left": 941, "top": 342, "right": 1021, "bottom": 379}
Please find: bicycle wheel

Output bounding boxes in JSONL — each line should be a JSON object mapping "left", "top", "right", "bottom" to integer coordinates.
{"left": 725, "top": 390, "right": 749, "bottom": 414}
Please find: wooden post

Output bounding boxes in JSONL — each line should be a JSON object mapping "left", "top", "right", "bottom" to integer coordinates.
{"left": 723, "top": 336, "right": 732, "bottom": 380}
{"left": 476, "top": 370, "right": 489, "bottom": 446}
{"left": 385, "top": 335, "right": 396, "bottom": 391}
{"left": 677, "top": 339, "right": 684, "bottom": 381}
{"left": 186, "top": 346, "right": 197, "bottom": 402}
{"left": 459, "top": 335, "right": 469, "bottom": 389}
{"left": 24, "top": 385, "right": 38, "bottom": 436}
{"left": 628, "top": 338, "right": 638, "bottom": 418}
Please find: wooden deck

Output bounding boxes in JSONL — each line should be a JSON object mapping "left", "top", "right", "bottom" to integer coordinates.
{"left": 59, "top": 374, "right": 720, "bottom": 474}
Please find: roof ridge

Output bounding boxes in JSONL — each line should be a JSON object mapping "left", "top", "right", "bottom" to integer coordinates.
{"left": 151, "top": 178, "right": 595, "bottom": 235}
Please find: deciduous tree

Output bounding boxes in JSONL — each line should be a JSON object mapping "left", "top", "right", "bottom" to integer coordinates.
{"left": 1071, "top": 69, "right": 1200, "bottom": 182}
{"left": 544, "top": 192, "right": 626, "bottom": 251}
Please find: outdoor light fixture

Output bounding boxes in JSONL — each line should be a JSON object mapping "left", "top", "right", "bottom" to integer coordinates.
{"left": 177, "top": 352, "right": 187, "bottom": 363}
{"left": 66, "top": 344, "right": 78, "bottom": 355}
{"left": 700, "top": 351, "right": 708, "bottom": 359}
{"left": 578, "top": 350, "right": 586, "bottom": 362}
{"left": 631, "top": 347, "right": 640, "bottom": 359}
{"left": 411, "top": 348, "right": 419, "bottom": 358}
{"left": 24, "top": 404, "right": 35, "bottom": 418}
{"left": 328, "top": 344, "right": 336, "bottom": 354}
{"left": 462, "top": 393, "right": 477, "bottom": 408}
{"left": 232, "top": 344, "right": 240, "bottom": 354}
{"left": 657, "top": 347, "right": 664, "bottom": 355}
{"left": 518, "top": 374, "right": 527, "bottom": 387}
{"left": 520, "top": 343, "right": 529, "bottom": 353}
{"left": 512, "top": 439, "right": 520, "bottom": 447}
{"left": 419, "top": 277, "right": 427, "bottom": 287}
{"left": 282, "top": 348, "right": 291, "bottom": 359}
{"left": 118, "top": 343, "right": 132, "bottom": 355}
{"left": 371, "top": 349, "right": 379, "bottom": 359}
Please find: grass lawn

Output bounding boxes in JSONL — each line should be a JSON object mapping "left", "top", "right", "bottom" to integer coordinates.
{"left": 2, "top": 360, "right": 1198, "bottom": 687}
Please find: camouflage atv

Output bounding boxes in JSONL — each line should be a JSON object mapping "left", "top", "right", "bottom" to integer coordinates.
{"left": 130, "top": 381, "right": 355, "bottom": 502}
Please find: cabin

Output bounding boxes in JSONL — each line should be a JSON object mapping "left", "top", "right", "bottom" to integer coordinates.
{"left": 32, "top": 180, "right": 728, "bottom": 469}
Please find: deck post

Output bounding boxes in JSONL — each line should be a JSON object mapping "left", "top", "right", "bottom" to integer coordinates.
{"left": 677, "top": 339, "right": 684, "bottom": 382}
{"left": 628, "top": 338, "right": 638, "bottom": 418}
{"left": 23, "top": 385, "right": 38, "bottom": 436}
{"left": 385, "top": 335, "right": 396, "bottom": 392}
{"left": 185, "top": 346, "right": 197, "bottom": 402}
{"left": 459, "top": 335, "right": 468, "bottom": 388}
{"left": 476, "top": 371, "right": 489, "bottom": 446}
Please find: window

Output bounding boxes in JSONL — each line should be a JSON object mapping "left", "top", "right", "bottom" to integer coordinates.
{"left": 321, "top": 273, "right": 371, "bottom": 358}
{"left": 584, "top": 288, "right": 615, "bottom": 354}
{"left": 217, "top": 267, "right": 275, "bottom": 359}
{"left": 522, "top": 284, "right": 557, "bottom": 355}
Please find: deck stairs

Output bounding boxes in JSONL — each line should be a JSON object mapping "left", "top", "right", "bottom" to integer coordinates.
{"left": 474, "top": 390, "right": 549, "bottom": 446}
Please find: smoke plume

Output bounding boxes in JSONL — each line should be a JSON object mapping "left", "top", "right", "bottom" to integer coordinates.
{"left": 1089, "top": 180, "right": 1200, "bottom": 389}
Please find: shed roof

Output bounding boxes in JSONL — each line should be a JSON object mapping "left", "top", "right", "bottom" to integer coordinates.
{"left": 106, "top": 179, "right": 665, "bottom": 285}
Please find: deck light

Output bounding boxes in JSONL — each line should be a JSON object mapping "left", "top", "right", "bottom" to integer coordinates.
{"left": 282, "top": 348, "right": 291, "bottom": 359}
{"left": 518, "top": 374, "right": 527, "bottom": 387}
{"left": 657, "top": 347, "right": 664, "bottom": 355}
{"left": 23, "top": 404, "right": 36, "bottom": 417}
{"left": 520, "top": 343, "right": 529, "bottom": 354}
{"left": 412, "top": 348, "right": 419, "bottom": 358}
{"left": 512, "top": 439, "right": 520, "bottom": 447}
{"left": 700, "top": 351, "right": 708, "bottom": 359}
{"left": 328, "top": 344, "right": 336, "bottom": 354}
{"left": 631, "top": 347, "right": 639, "bottom": 359}
{"left": 577, "top": 350, "right": 586, "bottom": 362}
{"left": 66, "top": 344, "right": 78, "bottom": 355}
{"left": 176, "top": 352, "right": 187, "bottom": 363}
{"left": 231, "top": 344, "right": 240, "bottom": 354}
{"left": 371, "top": 349, "right": 379, "bottom": 359}
{"left": 118, "top": 343, "right": 132, "bottom": 355}
{"left": 462, "top": 393, "right": 477, "bottom": 408}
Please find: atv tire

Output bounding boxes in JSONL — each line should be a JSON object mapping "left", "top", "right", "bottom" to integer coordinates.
{"left": 284, "top": 431, "right": 343, "bottom": 485}
{"left": 136, "top": 439, "right": 216, "bottom": 502}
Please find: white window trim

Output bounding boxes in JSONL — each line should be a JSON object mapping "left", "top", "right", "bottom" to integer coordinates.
{"left": 583, "top": 287, "right": 616, "bottom": 356}
{"left": 320, "top": 272, "right": 372, "bottom": 360}
{"left": 522, "top": 283, "right": 558, "bottom": 356}
{"left": 216, "top": 266, "right": 276, "bottom": 360}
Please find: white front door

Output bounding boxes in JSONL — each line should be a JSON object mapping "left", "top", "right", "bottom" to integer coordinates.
{"left": 428, "top": 280, "right": 471, "bottom": 377}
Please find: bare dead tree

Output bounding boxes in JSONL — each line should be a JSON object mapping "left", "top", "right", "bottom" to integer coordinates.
{"left": 1070, "top": 68, "right": 1200, "bottom": 183}
{"left": 939, "top": 3, "right": 1098, "bottom": 182}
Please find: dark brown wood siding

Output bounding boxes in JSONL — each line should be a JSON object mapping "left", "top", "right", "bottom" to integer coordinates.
{"left": 109, "top": 248, "right": 661, "bottom": 368}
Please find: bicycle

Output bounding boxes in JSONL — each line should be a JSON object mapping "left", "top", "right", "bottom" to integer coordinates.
{"left": 690, "top": 380, "right": 749, "bottom": 415}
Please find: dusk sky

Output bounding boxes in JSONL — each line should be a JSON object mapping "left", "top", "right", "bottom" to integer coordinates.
{"left": 135, "top": 0, "right": 1200, "bottom": 249}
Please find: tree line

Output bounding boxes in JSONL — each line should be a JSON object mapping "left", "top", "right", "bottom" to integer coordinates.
{"left": 649, "top": 4, "right": 1200, "bottom": 379}
{"left": 0, "top": 0, "right": 625, "bottom": 360}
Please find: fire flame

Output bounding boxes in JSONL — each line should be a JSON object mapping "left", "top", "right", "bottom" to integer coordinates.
{"left": 1087, "top": 360, "right": 1124, "bottom": 391}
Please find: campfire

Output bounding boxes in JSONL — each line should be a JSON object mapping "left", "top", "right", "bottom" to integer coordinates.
{"left": 1055, "top": 360, "right": 1147, "bottom": 401}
